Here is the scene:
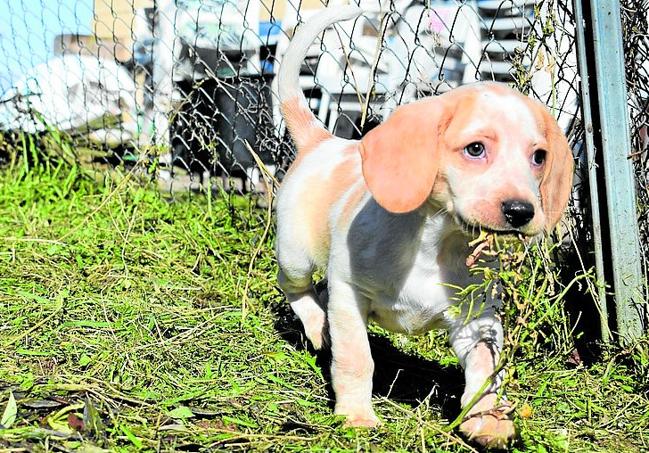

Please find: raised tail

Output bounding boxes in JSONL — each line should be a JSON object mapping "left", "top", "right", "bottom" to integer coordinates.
{"left": 277, "top": 5, "right": 363, "bottom": 151}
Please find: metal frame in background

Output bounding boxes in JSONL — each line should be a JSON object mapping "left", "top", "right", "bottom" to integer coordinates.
{"left": 577, "top": 0, "right": 645, "bottom": 342}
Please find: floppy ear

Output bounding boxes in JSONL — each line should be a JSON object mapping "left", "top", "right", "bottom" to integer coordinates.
{"left": 539, "top": 109, "right": 575, "bottom": 231}
{"left": 359, "top": 98, "right": 449, "bottom": 213}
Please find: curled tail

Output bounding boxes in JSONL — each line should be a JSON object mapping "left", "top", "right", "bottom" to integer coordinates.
{"left": 277, "top": 5, "right": 363, "bottom": 152}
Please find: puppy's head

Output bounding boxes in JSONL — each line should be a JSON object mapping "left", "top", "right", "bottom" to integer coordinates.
{"left": 360, "top": 82, "right": 574, "bottom": 236}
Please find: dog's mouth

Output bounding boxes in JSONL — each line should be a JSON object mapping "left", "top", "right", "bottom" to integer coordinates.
{"left": 454, "top": 214, "right": 525, "bottom": 238}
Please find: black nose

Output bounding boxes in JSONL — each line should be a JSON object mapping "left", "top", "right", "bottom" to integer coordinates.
{"left": 501, "top": 200, "right": 535, "bottom": 228}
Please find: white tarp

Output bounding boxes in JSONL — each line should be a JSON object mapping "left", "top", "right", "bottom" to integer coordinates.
{"left": 0, "top": 54, "right": 137, "bottom": 146}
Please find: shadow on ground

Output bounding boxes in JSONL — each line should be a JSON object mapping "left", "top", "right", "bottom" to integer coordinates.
{"left": 270, "top": 297, "right": 464, "bottom": 425}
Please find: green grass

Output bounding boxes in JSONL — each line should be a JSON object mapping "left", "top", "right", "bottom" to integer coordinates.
{"left": 0, "top": 157, "right": 648, "bottom": 452}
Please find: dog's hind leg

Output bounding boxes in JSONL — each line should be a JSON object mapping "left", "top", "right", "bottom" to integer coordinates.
{"left": 277, "top": 251, "right": 327, "bottom": 349}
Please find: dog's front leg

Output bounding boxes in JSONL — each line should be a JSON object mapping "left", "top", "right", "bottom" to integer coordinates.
{"left": 327, "top": 279, "right": 378, "bottom": 428}
{"left": 449, "top": 312, "right": 515, "bottom": 448}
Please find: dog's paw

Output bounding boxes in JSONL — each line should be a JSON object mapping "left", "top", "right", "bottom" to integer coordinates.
{"left": 459, "top": 404, "right": 516, "bottom": 449}
{"left": 341, "top": 413, "right": 381, "bottom": 428}
{"left": 335, "top": 406, "right": 380, "bottom": 428}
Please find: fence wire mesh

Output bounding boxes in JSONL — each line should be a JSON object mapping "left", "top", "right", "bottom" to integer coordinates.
{"left": 18, "top": 0, "right": 649, "bottom": 332}
{"left": 1, "top": 0, "right": 609, "bottom": 308}
{"left": 0, "top": 0, "right": 581, "bottom": 198}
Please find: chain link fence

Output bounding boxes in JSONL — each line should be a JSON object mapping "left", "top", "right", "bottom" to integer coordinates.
{"left": 0, "top": 0, "right": 580, "bottom": 194}
{"left": 3, "top": 0, "right": 619, "bottom": 325}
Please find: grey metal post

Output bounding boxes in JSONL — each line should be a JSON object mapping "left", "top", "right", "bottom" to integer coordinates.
{"left": 574, "top": 0, "right": 611, "bottom": 342}
{"left": 588, "top": 0, "right": 644, "bottom": 341}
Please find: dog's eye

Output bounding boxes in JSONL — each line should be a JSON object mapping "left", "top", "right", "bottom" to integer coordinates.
{"left": 532, "top": 149, "right": 547, "bottom": 166}
{"left": 464, "top": 142, "right": 486, "bottom": 158}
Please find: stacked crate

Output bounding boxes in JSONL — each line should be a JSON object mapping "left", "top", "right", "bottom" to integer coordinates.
{"left": 476, "top": 0, "right": 536, "bottom": 83}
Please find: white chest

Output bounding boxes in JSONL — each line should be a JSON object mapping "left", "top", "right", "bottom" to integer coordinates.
{"left": 334, "top": 203, "right": 477, "bottom": 335}
{"left": 366, "top": 248, "right": 467, "bottom": 334}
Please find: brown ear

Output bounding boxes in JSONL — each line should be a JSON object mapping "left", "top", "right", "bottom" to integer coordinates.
{"left": 359, "top": 98, "right": 449, "bottom": 213}
{"left": 540, "top": 109, "right": 575, "bottom": 231}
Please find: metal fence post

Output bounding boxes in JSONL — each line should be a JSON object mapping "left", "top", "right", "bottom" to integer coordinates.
{"left": 574, "top": 0, "right": 611, "bottom": 343}
{"left": 587, "top": 0, "right": 645, "bottom": 341}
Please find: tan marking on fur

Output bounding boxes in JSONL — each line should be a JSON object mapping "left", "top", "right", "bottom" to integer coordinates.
{"left": 297, "top": 146, "right": 361, "bottom": 265}
{"left": 430, "top": 175, "right": 450, "bottom": 204}
{"left": 338, "top": 182, "right": 368, "bottom": 229}
{"left": 281, "top": 96, "right": 332, "bottom": 160}
{"left": 469, "top": 341, "right": 496, "bottom": 377}
{"left": 333, "top": 348, "right": 374, "bottom": 381}
{"left": 528, "top": 99, "right": 574, "bottom": 230}
{"left": 438, "top": 90, "right": 479, "bottom": 146}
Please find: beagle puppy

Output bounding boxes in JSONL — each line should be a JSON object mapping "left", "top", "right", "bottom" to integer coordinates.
{"left": 275, "top": 6, "right": 573, "bottom": 448}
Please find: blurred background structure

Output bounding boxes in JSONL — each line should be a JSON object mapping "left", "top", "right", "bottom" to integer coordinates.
{"left": 0, "top": 0, "right": 578, "bottom": 183}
